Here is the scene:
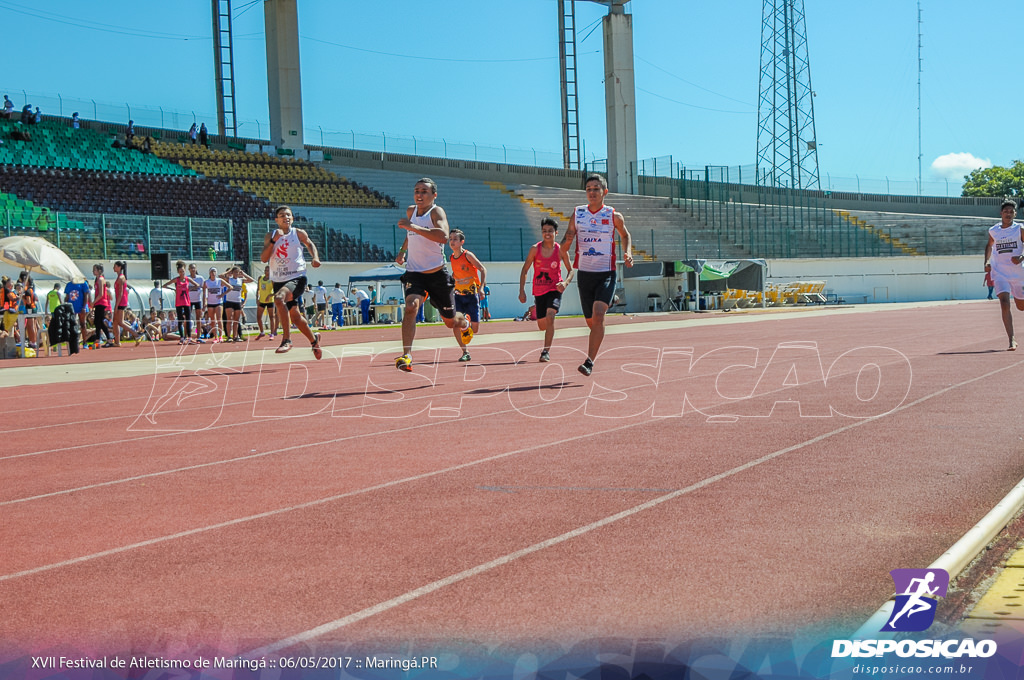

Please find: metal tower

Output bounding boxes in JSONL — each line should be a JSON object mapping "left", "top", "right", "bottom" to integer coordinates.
{"left": 557, "top": 0, "right": 582, "bottom": 170}
{"left": 212, "top": 0, "right": 238, "bottom": 137}
{"left": 756, "top": 0, "right": 820, "bottom": 190}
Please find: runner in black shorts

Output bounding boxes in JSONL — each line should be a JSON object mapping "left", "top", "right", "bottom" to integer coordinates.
{"left": 561, "top": 173, "right": 633, "bottom": 376}
{"left": 260, "top": 205, "right": 323, "bottom": 360}
{"left": 519, "top": 217, "right": 574, "bottom": 362}
{"left": 394, "top": 178, "right": 474, "bottom": 372}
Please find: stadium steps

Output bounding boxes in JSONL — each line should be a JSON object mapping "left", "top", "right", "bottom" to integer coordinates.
{"left": 835, "top": 210, "right": 920, "bottom": 255}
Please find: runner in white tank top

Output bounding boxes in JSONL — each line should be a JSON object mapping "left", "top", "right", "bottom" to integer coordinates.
{"left": 984, "top": 199, "right": 1024, "bottom": 350}
{"left": 393, "top": 177, "right": 474, "bottom": 372}
{"left": 259, "top": 205, "right": 324, "bottom": 359}
{"left": 560, "top": 173, "right": 633, "bottom": 376}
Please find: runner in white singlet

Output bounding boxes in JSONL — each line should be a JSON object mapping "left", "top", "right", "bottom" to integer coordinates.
{"left": 560, "top": 173, "right": 633, "bottom": 376}
{"left": 259, "top": 205, "right": 323, "bottom": 359}
{"left": 984, "top": 199, "right": 1024, "bottom": 350}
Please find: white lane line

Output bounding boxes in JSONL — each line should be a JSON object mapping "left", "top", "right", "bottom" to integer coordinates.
{"left": 244, "top": 358, "right": 1022, "bottom": 655}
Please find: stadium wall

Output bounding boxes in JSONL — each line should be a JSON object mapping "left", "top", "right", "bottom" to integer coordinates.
{"left": 0, "top": 255, "right": 988, "bottom": 324}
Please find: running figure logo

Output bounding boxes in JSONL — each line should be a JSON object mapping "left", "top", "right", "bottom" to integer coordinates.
{"left": 882, "top": 568, "right": 949, "bottom": 632}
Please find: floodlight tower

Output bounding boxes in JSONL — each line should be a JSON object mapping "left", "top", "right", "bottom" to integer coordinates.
{"left": 264, "top": 0, "right": 304, "bottom": 150}
{"left": 557, "top": 0, "right": 582, "bottom": 170}
{"left": 756, "top": 0, "right": 820, "bottom": 190}
{"left": 212, "top": 0, "right": 238, "bottom": 138}
{"left": 565, "top": 0, "right": 635, "bottom": 191}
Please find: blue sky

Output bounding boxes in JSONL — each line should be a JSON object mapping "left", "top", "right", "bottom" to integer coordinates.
{"left": 1, "top": 0, "right": 1020, "bottom": 196}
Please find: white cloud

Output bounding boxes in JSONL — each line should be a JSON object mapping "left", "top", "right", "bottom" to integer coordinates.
{"left": 930, "top": 152, "right": 992, "bottom": 180}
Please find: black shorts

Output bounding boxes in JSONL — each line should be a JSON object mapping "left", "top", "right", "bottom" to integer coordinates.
{"left": 576, "top": 270, "right": 616, "bottom": 318}
{"left": 401, "top": 269, "right": 455, "bottom": 319}
{"left": 191, "top": 301, "right": 202, "bottom": 313}
{"left": 272, "top": 277, "right": 308, "bottom": 309}
{"left": 257, "top": 301, "right": 274, "bottom": 310}
{"left": 316, "top": 302, "right": 327, "bottom": 312}
{"left": 534, "top": 290, "right": 562, "bottom": 318}
{"left": 207, "top": 302, "right": 222, "bottom": 310}
{"left": 224, "top": 300, "right": 242, "bottom": 311}
{"left": 116, "top": 305, "right": 128, "bottom": 311}
{"left": 453, "top": 292, "right": 479, "bottom": 322}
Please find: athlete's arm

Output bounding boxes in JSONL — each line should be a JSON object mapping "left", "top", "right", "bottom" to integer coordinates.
{"left": 466, "top": 250, "right": 487, "bottom": 294}
{"left": 560, "top": 221, "right": 576, "bottom": 254}
{"left": 519, "top": 245, "right": 537, "bottom": 303}
{"left": 297, "top": 229, "right": 321, "bottom": 267}
{"left": 614, "top": 211, "right": 633, "bottom": 268}
{"left": 396, "top": 237, "right": 409, "bottom": 265}
{"left": 985, "top": 235, "right": 994, "bottom": 270}
{"left": 397, "top": 205, "right": 450, "bottom": 244}
{"left": 260, "top": 229, "right": 280, "bottom": 264}
{"left": 559, "top": 247, "right": 575, "bottom": 290}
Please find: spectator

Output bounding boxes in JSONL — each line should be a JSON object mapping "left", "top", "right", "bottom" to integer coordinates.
{"left": 126, "top": 119, "right": 135, "bottom": 146}
{"left": 149, "top": 280, "right": 163, "bottom": 313}
{"left": 329, "top": 282, "right": 346, "bottom": 328}
{"left": 142, "top": 136, "right": 152, "bottom": 154}
{"left": 312, "top": 280, "right": 329, "bottom": 329}
{"left": 71, "top": 112, "right": 80, "bottom": 129}
{"left": 2, "top": 276, "right": 20, "bottom": 342}
{"left": 351, "top": 286, "right": 370, "bottom": 324}
{"left": 44, "top": 282, "right": 62, "bottom": 320}
{"left": 32, "top": 107, "right": 41, "bottom": 125}
{"left": 1, "top": 95, "right": 13, "bottom": 120}
{"left": 199, "top": 122, "right": 208, "bottom": 148}
{"left": 20, "top": 104, "right": 31, "bottom": 124}
{"left": 188, "top": 122, "right": 198, "bottom": 145}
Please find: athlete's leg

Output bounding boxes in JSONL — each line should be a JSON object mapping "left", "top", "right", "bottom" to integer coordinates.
{"left": 999, "top": 292, "right": 1015, "bottom": 348}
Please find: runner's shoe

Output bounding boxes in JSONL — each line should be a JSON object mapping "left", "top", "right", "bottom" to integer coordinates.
{"left": 539, "top": 350, "right": 550, "bottom": 363}
{"left": 276, "top": 338, "right": 292, "bottom": 354}
{"left": 459, "top": 351, "right": 472, "bottom": 362}
{"left": 311, "top": 333, "right": 323, "bottom": 360}
{"left": 396, "top": 354, "right": 412, "bottom": 372}
{"left": 577, "top": 358, "right": 594, "bottom": 376}
{"left": 460, "top": 323, "right": 474, "bottom": 345}
{"left": 1011, "top": 338, "right": 1018, "bottom": 351}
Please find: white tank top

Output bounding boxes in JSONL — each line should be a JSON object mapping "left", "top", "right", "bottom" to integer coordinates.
{"left": 188, "top": 276, "right": 202, "bottom": 303}
{"left": 224, "top": 277, "right": 243, "bottom": 303}
{"left": 573, "top": 204, "right": 617, "bottom": 272}
{"left": 205, "top": 277, "right": 224, "bottom": 305}
{"left": 270, "top": 228, "right": 306, "bottom": 282}
{"left": 405, "top": 205, "right": 446, "bottom": 272}
{"left": 989, "top": 222, "right": 1024, "bottom": 280}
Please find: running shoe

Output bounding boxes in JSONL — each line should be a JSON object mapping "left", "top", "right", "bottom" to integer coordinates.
{"left": 395, "top": 354, "right": 412, "bottom": 372}
{"left": 276, "top": 338, "right": 292, "bottom": 354}
{"left": 539, "top": 350, "right": 550, "bottom": 363}
{"left": 577, "top": 358, "right": 594, "bottom": 376}
{"left": 311, "top": 333, "right": 323, "bottom": 360}
{"left": 459, "top": 351, "right": 472, "bottom": 362}
{"left": 460, "top": 323, "right": 474, "bottom": 345}
{"left": 1011, "top": 338, "right": 1018, "bottom": 352}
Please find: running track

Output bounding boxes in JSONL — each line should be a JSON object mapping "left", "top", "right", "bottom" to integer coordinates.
{"left": 2, "top": 300, "right": 1022, "bottom": 660}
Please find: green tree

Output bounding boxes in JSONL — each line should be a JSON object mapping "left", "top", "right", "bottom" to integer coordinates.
{"left": 962, "top": 160, "right": 1024, "bottom": 197}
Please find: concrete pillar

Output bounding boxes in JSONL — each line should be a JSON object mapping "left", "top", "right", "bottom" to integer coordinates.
{"left": 264, "top": 0, "right": 303, "bottom": 150}
{"left": 603, "top": 9, "right": 638, "bottom": 194}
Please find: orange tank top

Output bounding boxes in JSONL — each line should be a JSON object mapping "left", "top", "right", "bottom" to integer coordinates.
{"left": 450, "top": 251, "right": 480, "bottom": 294}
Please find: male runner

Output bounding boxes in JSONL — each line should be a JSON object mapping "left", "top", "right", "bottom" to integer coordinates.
{"left": 519, "top": 217, "right": 574, "bottom": 362}
{"left": 560, "top": 173, "right": 632, "bottom": 375}
{"left": 448, "top": 229, "right": 487, "bottom": 362}
{"left": 394, "top": 178, "right": 473, "bottom": 372}
{"left": 259, "top": 205, "right": 323, "bottom": 359}
{"left": 984, "top": 199, "right": 1024, "bottom": 350}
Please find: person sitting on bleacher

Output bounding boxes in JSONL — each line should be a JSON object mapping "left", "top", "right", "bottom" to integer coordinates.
{"left": 1, "top": 95, "right": 13, "bottom": 120}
